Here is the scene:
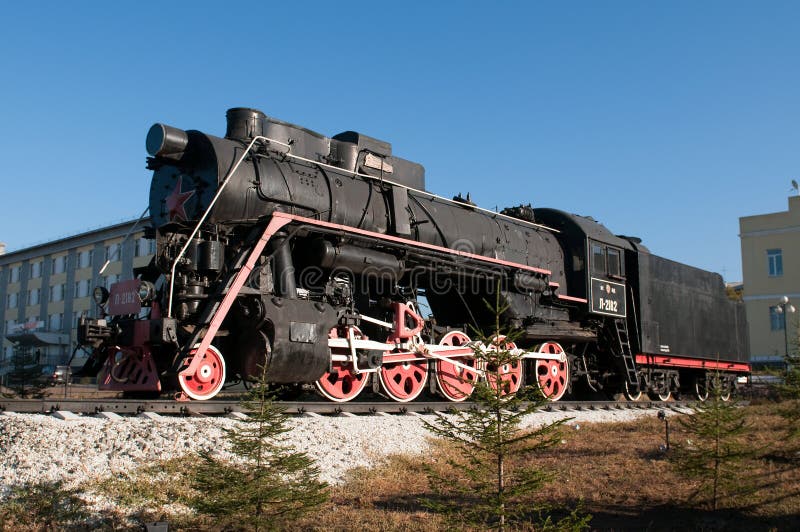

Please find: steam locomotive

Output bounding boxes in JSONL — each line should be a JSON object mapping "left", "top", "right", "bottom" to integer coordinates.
{"left": 77, "top": 107, "right": 750, "bottom": 402}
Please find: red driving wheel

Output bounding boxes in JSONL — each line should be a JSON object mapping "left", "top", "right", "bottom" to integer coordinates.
{"left": 315, "top": 326, "right": 369, "bottom": 402}
{"left": 434, "top": 331, "right": 477, "bottom": 401}
{"left": 534, "top": 342, "right": 569, "bottom": 401}
{"left": 485, "top": 335, "right": 523, "bottom": 396}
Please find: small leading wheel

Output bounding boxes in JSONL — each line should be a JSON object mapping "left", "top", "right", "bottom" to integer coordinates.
{"left": 178, "top": 345, "right": 226, "bottom": 401}
{"left": 534, "top": 342, "right": 569, "bottom": 401}
{"left": 693, "top": 376, "right": 709, "bottom": 402}
{"left": 623, "top": 379, "right": 642, "bottom": 401}
{"left": 316, "top": 326, "right": 370, "bottom": 402}
{"left": 434, "top": 331, "right": 477, "bottom": 402}
{"left": 485, "top": 335, "right": 523, "bottom": 396}
{"left": 379, "top": 346, "right": 429, "bottom": 403}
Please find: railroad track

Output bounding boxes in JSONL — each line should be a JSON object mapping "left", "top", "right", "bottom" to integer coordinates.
{"left": 0, "top": 397, "right": 695, "bottom": 417}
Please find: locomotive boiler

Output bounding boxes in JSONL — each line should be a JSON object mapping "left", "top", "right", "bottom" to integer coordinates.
{"left": 77, "top": 107, "right": 750, "bottom": 402}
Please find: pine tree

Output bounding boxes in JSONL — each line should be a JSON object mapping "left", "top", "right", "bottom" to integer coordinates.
{"left": 0, "top": 480, "right": 88, "bottom": 530}
{"left": 670, "top": 372, "right": 756, "bottom": 511}
{"left": 423, "top": 297, "right": 589, "bottom": 531}
{"left": 190, "top": 365, "right": 328, "bottom": 530}
{"left": 777, "top": 323, "right": 800, "bottom": 442}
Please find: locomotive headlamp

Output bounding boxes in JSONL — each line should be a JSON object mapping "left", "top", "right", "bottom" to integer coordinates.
{"left": 146, "top": 123, "right": 189, "bottom": 157}
{"left": 93, "top": 286, "right": 109, "bottom": 305}
{"left": 137, "top": 281, "right": 156, "bottom": 304}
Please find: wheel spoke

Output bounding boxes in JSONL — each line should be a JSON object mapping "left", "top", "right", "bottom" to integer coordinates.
{"left": 434, "top": 331, "right": 476, "bottom": 401}
{"left": 486, "top": 335, "right": 523, "bottom": 396}
{"left": 379, "top": 355, "right": 428, "bottom": 402}
{"left": 534, "top": 342, "right": 569, "bottom": 401}
{"left": 316, "top": 326, "right": 369, "bottom": 402}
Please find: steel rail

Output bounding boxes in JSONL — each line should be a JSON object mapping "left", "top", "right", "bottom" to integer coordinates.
{"left": 0, "top": 398, "right": 699, "bottom": 417}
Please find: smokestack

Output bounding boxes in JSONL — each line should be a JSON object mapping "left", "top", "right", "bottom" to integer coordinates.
{"left": 225, "top": 107, "right": 266, "bottom": 140}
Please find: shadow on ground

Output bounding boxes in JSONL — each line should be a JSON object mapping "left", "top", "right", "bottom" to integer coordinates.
{"left": 576, "top": 502, "right": 799, "bottom": 531}
{"left": 373, "top": 494, "right": 800, "bottom": 531}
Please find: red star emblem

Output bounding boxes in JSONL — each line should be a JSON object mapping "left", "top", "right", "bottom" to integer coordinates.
{"left": 165, "top": 176, "right": 195, "bottom": 221}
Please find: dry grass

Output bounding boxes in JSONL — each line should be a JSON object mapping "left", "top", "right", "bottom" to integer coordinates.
{"left": 290, "top": 403, "right": 800, "bottom": 531}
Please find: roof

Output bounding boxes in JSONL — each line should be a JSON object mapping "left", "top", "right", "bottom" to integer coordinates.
{"left": 533, "top": 208, "right": 639, "bottom": 250}
{"left": 1, "top": 217, "right": 151, "bottom": 265}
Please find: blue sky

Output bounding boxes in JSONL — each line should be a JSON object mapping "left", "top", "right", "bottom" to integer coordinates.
{"left": 1, "top": 1, "right": 798, "bottom": 281}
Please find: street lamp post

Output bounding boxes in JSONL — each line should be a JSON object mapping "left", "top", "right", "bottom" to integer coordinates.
{"left": 775, "top": 296, "right": 796, "bottom": 370}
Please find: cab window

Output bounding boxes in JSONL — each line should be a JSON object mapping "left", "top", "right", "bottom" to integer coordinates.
{"left": 591, "top": 243, "right": 605, "bottom": 274}
{"left": 607, "top": 248, "right": 621, "bottom": 277}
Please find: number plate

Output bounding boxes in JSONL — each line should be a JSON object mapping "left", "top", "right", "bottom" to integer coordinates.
{"left": 108, "top": 279, "right": 142, "bottom": 316}
{"left": 590, "top": 277, "right": 627, "bottom": 317}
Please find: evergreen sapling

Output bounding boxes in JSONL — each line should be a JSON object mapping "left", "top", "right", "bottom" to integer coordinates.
{"left": 422, "top": 298, "right": 589, "bottom": 531}
{"left": 190, "top": 365, "right": 328, "bottom": 530}
{"left": 670, "top": 372, "right": 756, "bottom": 511}
{"left": 777, "top": 322, "right": 800, "bottom": 443}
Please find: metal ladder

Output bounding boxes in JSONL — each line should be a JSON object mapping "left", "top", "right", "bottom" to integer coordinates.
{"left": 613, "top": 319, "right": 639, "bottom": 387}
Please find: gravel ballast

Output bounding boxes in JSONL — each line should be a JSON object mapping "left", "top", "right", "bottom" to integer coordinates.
{"left": 0, "top": 406, "right": 668, "bottom": 496}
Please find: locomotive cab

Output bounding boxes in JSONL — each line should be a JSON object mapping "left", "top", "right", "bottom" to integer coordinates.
{"left": 533, "top": 208, "right": 632, "bottom": 322}
{"left": 534, "top": 207, "right": 750, "bottom": 400}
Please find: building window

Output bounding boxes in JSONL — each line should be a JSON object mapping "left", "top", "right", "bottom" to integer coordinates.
{"left": 28, "top": 288, "right": 40, "bottom": 306}
{"left": 105, "top": 243, "right": 120, "bottom": 262}
{"left": 49, "top": 313, "right": 63, "bottom": 331}
{"left": 103, "top": 274, "right": 119, "bottom": 289}
{"left": 767, "top": 249, "right": 783, "bottom": 277}
{"left": 9, "top": 266, "right": 20, "bottom": 283}
{"left": 78, "top": 249, "right": 93, "bottom": 269}
{"left": 134, "top": 237, "right": 155, "bottom": 257}
{"left": 5, "top": 320, "right": 15, "bottom": 335}
{"left": 6, "top": 292, "right": 18, "bottom": 309}
{"left": 49, "top": 283, "right": 65, "bottom": 303}
{"left": 52, "top": 255, "right": 67, "bottom": 275}
{"left": 770, "top": 306, "right": 785, "bottom": 331}
{"left": 30, "top": 261, "right": 42, "bottom": 278}
{"left": 75, "top": 279, "right": 90, "bottom": 298}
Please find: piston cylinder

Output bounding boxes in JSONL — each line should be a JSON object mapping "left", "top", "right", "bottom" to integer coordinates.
{"left": 310, "top": 239, "right": 404, "bottom": 278}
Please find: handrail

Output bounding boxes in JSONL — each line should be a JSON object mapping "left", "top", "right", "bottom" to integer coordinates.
{"left": 166, "top": 135, "right": 291, "bottom": 318}
{"left": 165, "top": 131, "right": 558, "bottom": 317}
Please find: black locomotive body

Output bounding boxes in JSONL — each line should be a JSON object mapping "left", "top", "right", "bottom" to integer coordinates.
{"left": 77, "top": 107, "right": 749, "bottom": 402}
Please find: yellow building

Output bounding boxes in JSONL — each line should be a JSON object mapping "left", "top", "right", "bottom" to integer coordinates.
{"left": 739, "top": 195, "right": 800, "bottom": 363}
